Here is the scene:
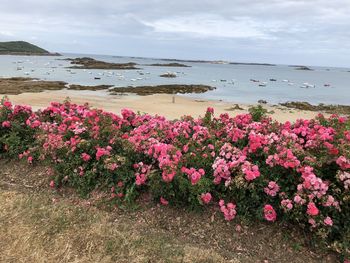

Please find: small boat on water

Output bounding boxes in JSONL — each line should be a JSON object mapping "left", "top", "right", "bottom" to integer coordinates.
{"left": 301, "top": 82, "right": 315, "bottom": 88}
{"left": 269, "top": 78, "right": 277, "bottom": 81}
{"left": 250, "top": 79, "right": 259, "bottom": 82}
{"left": 94, "top": 77, "right": 101, "bottom": 80}
{"left": 324, "top": 84, "right": 331, "bottom": 87}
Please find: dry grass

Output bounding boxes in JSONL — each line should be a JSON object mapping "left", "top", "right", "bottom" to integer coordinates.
{"left": 0, "top": 160, "right": 338, "bottom": 263}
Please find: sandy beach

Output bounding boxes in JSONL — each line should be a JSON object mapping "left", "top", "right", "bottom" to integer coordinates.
{"left": 5, "top": 89, "right": 325, "bottom": 122}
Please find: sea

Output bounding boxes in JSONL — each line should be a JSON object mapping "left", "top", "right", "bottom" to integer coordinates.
{"left": 0, "top": 53, "right": 349, "bottom": 105}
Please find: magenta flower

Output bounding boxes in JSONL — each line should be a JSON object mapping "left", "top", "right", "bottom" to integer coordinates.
{"left": 160, "top": 197, "right": 169, "bottom": 206}
{"left": 201, "top": 193, "right": 212, "bottom": 204}
{"left": 81, "top": 153, "right": 91, "bottom": 162}
{"left": 1, "top": 121, "right": 11, "bottom": 128}
{"left": 307, "top": 202, "right": 319, "bottom": 216}
{"left": 263, "top": 204, "right": 277, "bottom": 222}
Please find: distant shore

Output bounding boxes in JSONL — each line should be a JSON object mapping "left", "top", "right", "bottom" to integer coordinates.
{"left": 0, "top": 52, "right": 61, "bottom": 56}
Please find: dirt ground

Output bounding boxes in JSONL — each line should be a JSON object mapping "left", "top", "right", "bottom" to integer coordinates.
{"left": 0, "top": 160, "right": 338, "bottom": 263}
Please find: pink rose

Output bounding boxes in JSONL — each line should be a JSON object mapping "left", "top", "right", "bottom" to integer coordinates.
{"left": 307, "top": 202, "right": 319, "bottom": 216}
{"left": 160, "top": 197, "right": 169, "bottom": 206}
{"left": 263, "top": 204, "right": 277, "bottom": 222}
{"left": 49, "top": 180, "right": 55, "bottom": 188}
{"left": 201, "top": 193, "right": 212, "bottom": 204}
{"left": 81, "top": 153, "right": 91, "bottom": 161}
{"left": 323, "top": 216, "right": 333, "bottom": 226}
{"left": 1, "top": 121, "right": 11, "bottom": 128}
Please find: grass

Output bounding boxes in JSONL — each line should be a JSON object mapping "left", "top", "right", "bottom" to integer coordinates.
{"left": 0, "top": 160, "right": 338, "bottom": 263}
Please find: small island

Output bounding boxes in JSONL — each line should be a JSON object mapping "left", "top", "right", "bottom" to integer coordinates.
{"left": 229, "top": 62, "right": 276, "bottom": 66}
{"left": 0, "top": 41, "right": 60, "bottom": 56}
{"left": 148, "top": 62, "right": 191, "bottom": 67}
{"left": 65, "top": 57, "right": 140, "bottom": 70}
{"left": 109, "top": 84, "right": 215, "bottom": 96}
{"left": 289, "top": 65, "right": 313, "bottom": 71}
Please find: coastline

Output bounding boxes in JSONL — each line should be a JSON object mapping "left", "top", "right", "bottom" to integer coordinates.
{"left": 5, "top": 89, "right": 326, "bottom": 122}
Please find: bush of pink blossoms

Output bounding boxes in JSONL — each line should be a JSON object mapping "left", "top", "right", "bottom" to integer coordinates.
{"left": 0, "top": 97, "right": 349, "bottom": 258}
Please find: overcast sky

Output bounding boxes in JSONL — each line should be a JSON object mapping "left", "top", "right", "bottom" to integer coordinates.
{"left": 0, "top": 0, "right": 349, "bottom": 67}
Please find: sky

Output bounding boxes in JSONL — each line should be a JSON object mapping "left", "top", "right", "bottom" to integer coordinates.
{"left": 0, "top": 0, "right": 349, "bottom": 67}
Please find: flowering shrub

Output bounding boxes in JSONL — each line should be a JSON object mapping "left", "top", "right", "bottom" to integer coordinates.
{"left": 0, "top": 97, "right": 349, "bottom": 257}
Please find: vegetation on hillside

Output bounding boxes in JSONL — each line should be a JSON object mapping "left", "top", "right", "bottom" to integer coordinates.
{"left": 0, "top": 41, "right": 57, "bottom": 55}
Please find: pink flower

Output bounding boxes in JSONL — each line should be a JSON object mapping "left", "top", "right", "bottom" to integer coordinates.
{"left": 201, "top": 193, "right": 212, "bottom": 204}
{"left": 27, "top": 156, "right": 33, "bottom": 164}
{"left": 235, "top": 224, "right": 242, "bottom": 232}
{"left": 293, "top": 195, "right": 305, "bottom": 205}
{"left": 183, "top": 145, "right": 189, "bottom": 153}
{"left": 162, "top": 171, "right": 176, "bottom": 182}
{"left": 160, "top": 197, "right": 169, "bottom": 206}
{"left": 3, "top": 100, "right": 12, "bottom": 108}
{"left": 182, "top": 167, "right": 205, "bottom": 185}
{"left": 263, "top": 204, "right": 277, "bottom": 222}
{"left": 264, "top": 181, "right": 280, "bottom": 197}
{"left": 242, "top": 162, "right": 260, "bottom": 181}
{"left": 107, "top": 163, "right": 118, "bottom": 171}
{"left": 323, "top": 216, "right": 333, "bottom": 226}
{"left": 206, "top": 107, "right": 214, "bottom": 114}
{"left": 95, "top": 147, "right": 111, "bottom": 160}
{"left": 81, "top": 153, "right": 91, "bottom": 161}
{"left": 307, "top": 202, "right": 319, "bottom": 216}
{"left": 135, "top": 173, "right": 147, "bottom": 185}
{"left": 308, "top": 218, "right": 316, "bottom": 227}
{"left": 281, "top": 199, "right": 293, "bottom": 210}
{"left": 49, "top": 180, "right": 55, "bottom": 188}
{"left": 1, "top": 121, "right": 11, "bottom": 128}
{"left": 219, "top": 200, "right": 237, "bottom": 221}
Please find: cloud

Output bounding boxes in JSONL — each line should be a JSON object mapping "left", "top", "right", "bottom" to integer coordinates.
{"left": 0, "top": 0, "right": 349, "bottom": 66}
{"left": 141, "top": 15, "right": 277, "bottom": 39}
{"left": 0, "top": 30, "right": 14, "bottom": 38}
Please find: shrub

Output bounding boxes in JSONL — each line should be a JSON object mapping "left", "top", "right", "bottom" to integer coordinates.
{"left": 1, "top": 99, "right": 349, "bottom": 258}
{"left": 248, "top": 104, "right": 268, "bottom": 121}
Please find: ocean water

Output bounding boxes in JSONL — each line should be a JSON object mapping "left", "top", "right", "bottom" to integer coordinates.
{"left": 0, "top": 53, "right": 349, "bottom": 105}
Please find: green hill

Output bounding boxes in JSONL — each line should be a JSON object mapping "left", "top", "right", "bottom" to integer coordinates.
{"left": 0, "top": 41, "right": 60, "bottom": 55}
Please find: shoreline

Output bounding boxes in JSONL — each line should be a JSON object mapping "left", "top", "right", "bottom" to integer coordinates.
{"left": 5, "top": 89, "right": 328, "bottom": 122}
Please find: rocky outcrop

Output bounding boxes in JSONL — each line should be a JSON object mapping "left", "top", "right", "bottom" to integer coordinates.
{"left": 109, "top": 84, "right": 215, "bottom": 96}
{"left": 65, "top": 57, "right": 140, "bottom": 70}
{"left": 280, "top": 101, "right": 350, "bottom": 115}
{"left": 148, "top": 63, "right": 191, "bottom": 67}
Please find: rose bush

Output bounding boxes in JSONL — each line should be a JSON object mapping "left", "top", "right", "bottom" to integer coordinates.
{"left": 0, "top": 97, "right": 349, "bottom": 258}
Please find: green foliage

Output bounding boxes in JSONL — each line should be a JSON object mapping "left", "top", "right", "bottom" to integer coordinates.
{"left": 248, "top": 105, "right": 268, "bottom": 121}
{"left": 0, "top": 41, "right": 50, "bottom": 54}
